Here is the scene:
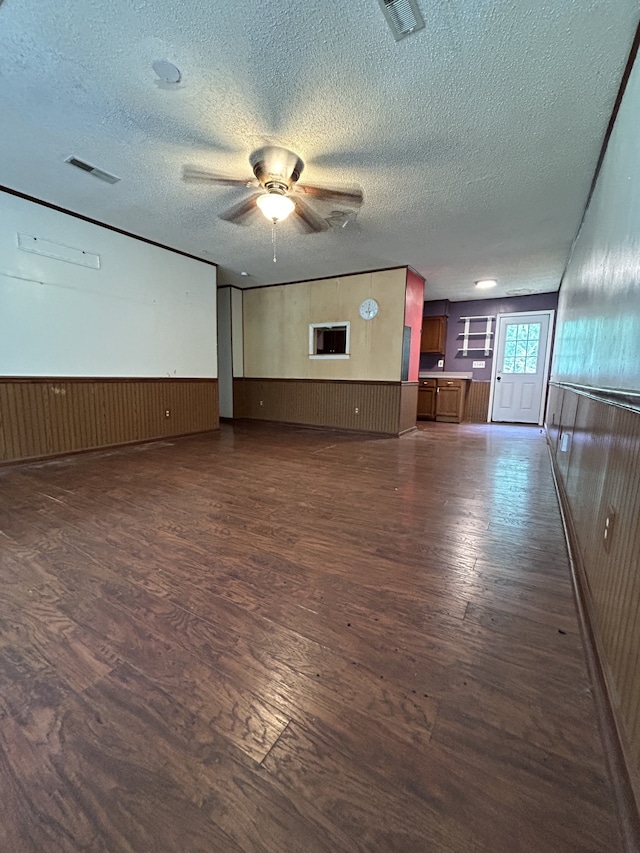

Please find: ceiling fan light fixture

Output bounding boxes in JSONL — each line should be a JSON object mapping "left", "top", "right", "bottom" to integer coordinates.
{"left": 475, "top": 279, "right": 497, "bottom": 290}
{"left": 256, "top": 192, "right": 295, "bottom": 223}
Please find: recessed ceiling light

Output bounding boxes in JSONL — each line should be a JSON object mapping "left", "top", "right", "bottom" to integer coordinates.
{"left": 152, "top": 59, "right": 182, "bottom": 85}
{"left": 475, "top": 279, "right": 497, "bottom": 290}
{"left": 240, "top": 271, "right": 249, "bottom": 276}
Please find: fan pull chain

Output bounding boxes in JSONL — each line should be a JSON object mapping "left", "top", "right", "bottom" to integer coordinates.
{"left": 272, "top": 220, "right": 277, "bottom": 263}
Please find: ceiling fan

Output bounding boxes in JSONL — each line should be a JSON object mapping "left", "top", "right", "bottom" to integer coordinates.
{"left": 183, "top": 146, "right": 363, "bottom": 233}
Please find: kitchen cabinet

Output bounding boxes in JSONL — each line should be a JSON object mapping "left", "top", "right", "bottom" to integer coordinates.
{"left": 417, "top": 375, "right": 469, "bottom": 423}
{"left": 435, "top": 378, "right": 467, "bottom": 423}
{"left": 420, "top": 316, "right": 447, "bottom": 354}
{"left": 417, "top": 378, "right": 437, "bottom": 420}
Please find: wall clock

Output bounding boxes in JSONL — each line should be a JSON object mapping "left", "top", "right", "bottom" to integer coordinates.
{"left": 359, "top": 298, "right": 379, "bottom": 320}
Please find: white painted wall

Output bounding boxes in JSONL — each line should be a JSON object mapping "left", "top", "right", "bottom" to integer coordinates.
{"left": 0, "top": 192, "right": 217, "bottom": 377}
{"left": 552, "top": 53, "right": 640, "bottom": 392}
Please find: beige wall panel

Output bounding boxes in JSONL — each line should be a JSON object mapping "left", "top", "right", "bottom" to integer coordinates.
{"left": 243, "top": 287, "right": 285, "bottom": 377}
{"left": 243, "top": 268, "right": 407, "bottom": 381}
{"left": 231, "top": 288, "right": 244, "bottom": 377}
{"left": 367, "top": 269, "right": 407, "bottom": 380}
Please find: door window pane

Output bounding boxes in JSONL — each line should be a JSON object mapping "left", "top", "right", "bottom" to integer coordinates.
{"left": 501, "top": 323, "right": 542, "bottom": 374}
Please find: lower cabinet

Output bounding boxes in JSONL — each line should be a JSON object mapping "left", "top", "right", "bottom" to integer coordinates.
{"left": 417, "top": 379, "right": 437, "bottom": 420}
{"left": 417, "top": 378, "right": 468, "bottom": 423}
{"left": 435, "top": 379, "right": 467, "bottom": 422}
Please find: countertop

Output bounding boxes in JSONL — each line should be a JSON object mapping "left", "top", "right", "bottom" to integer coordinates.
{"left": 418, "top": 371, "right": 473, "bottom": 380}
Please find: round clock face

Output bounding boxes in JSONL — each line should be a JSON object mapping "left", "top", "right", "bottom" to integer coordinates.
{"left": 359, "top": 298, "right": 379, "bottom": 320}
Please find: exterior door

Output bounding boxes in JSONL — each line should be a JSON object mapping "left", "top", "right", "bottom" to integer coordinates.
{"left": 490, "top": 310, "right": 554, "bottom": 425}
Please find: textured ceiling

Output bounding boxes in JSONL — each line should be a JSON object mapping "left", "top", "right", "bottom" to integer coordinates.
{"left": 0, "top": 0, "right": 637, "bottom": 300}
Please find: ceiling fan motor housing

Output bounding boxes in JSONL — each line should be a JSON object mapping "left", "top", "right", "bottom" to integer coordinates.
{"left": 251, "top": 146, "right": 304, "bottom": 193}
{"left": 261, "top": 179, "right": 289, "bottom": 196}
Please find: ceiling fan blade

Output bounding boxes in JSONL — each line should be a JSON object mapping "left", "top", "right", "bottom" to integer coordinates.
{"left": 292, "top": 197, "right": 330, "bottom": 233}
{"left": 182, "top": 166, "right": 255, "bottom": 188}
{"left": 219, "top": 193, "right": 260, "bottom": 224}
{"left": 296, "top": 184, "right": 363, "bottom": 206}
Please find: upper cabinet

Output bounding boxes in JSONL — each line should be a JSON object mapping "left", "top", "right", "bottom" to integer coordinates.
{"left": 420, "top": 315, "right": 447, "bottom": 354}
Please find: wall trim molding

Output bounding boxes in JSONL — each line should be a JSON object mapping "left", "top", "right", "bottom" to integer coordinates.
{"left": 240, "top": 265, "right": 408, "bottom": 291}
{"left": 241, "top": 376, "right": 402, "bottom": 386}
{"left": 232, "top": 417, "right": 401, "bottom": 438}
{"left": 547, "top": 435, "right": 640, "bottom": 852}
{"left": 0, "top": 184, "right": 217, "bottom": 268}
{"left": 550, "top": 380, "right": 640, "bottom": 413}
{"left": 1, "top": 376, "right": 217, "bottom": 383}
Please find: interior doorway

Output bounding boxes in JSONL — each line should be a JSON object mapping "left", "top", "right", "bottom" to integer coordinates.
{"left": 488, "top": 310, "right": 554, "bottom": 425}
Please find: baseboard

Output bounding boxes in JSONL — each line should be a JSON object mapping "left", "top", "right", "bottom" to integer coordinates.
{"left": 0, "top": 429, "right": 220, "bottom": 469}
{"left": 231, "top": 417, "right": 399, "bottom": 438}
{"left": 547, "top": 438, "right": 640, "bottom": 852}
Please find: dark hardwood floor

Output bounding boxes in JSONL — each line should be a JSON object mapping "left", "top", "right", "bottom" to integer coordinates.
{"left": 0, "top": 421, "right": 623, "bottom": 851}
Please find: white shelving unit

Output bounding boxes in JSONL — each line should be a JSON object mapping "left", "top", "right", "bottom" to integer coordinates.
{"left": 458, "top": 315, "right": 495, "bottom": 356}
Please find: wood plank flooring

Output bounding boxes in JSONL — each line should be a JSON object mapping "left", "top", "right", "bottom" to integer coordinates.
{"left": 0, "top": 421, "right": 623, "bottom": 852}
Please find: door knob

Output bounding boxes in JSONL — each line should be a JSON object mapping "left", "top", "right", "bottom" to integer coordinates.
{"left": 497, "top": 376, "right": 501, "bottom": 381}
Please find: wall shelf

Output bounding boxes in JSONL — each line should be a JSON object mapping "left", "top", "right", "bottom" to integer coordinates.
{"left": 458, "top": 315, "right": 495, "bottom": 356}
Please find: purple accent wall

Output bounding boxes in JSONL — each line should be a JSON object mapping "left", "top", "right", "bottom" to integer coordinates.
{"left": 420, "top": 292, "right": 559, "bottom": 380}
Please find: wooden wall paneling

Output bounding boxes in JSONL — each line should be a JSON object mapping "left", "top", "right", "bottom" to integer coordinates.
{"left": 233, "top": 379, "right": 402, "bottom": 434}
{"left": 233, "top": 378, "right": 246, "bottom": 419}
{"left": 399, "top": 383, "right": 418, "bottom": 433}
{"left": 549, "top": 387, "right": 640, "bottom": 825}
{"left": 463, "top": 381, "right": 491, "bottom": 423}
{"left": 564, "top": 395, "right": 612, "bottom": 574}
{"left": 546, "top": 383, "right": 564, "bottom": 452}
{"left": 555, "top": 385, "right": 579, "bottom": 482}
{"left": 0, "top": 379, "right": 219, "bottom": 464}
{"left": 597, "top": 407, "right": 640, "bottom": 764}
{"left": 26, "top": 382, "right": 49, "bottom": 458}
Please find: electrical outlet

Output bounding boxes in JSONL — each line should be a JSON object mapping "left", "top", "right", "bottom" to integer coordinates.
{"left": 603, "top": 506, "right": 616, "bottom": 553}
{"left": 472, "top": 360, "right": 485, "bottom": 368}
{"left": 164, "top": 410, "right": 170, "bottom": 418}
{"left": 259, "top": 400, "right": 263, "bottom": 406}
{"left": 437, "top": 359, "right": 444, "bottom": 368}
{"left": 355, "top": 407, "right": 359, "bottom": 414}
{"left": 560, "top": 431, "right": 571, "bottom": 452}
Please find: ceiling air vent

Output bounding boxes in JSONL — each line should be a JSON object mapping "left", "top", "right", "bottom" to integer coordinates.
{"left": 378, "top": 0, "right": 424, "bottom": 41}
{"left": 65, "top": 156, "right": 121, "bottom": 184}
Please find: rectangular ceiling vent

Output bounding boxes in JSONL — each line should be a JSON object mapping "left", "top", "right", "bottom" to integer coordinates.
{"left": 65, "top": 156, "right": 121, "bottom": 184}
{"left": 378, "top": 0, "right": 425, "bottom": 41}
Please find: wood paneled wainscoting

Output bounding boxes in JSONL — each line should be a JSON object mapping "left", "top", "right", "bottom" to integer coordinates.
{"left": 546, "top": 382, "right": 640, "bottom": 839}
{"left": 233, "top": 378, "right": 418, "bottom": 436}
{"left": 0, "top": 378, "right": 218, "bottom": 464}
{"left": 464, "top": 380, "right": 491, "bottom": 423}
